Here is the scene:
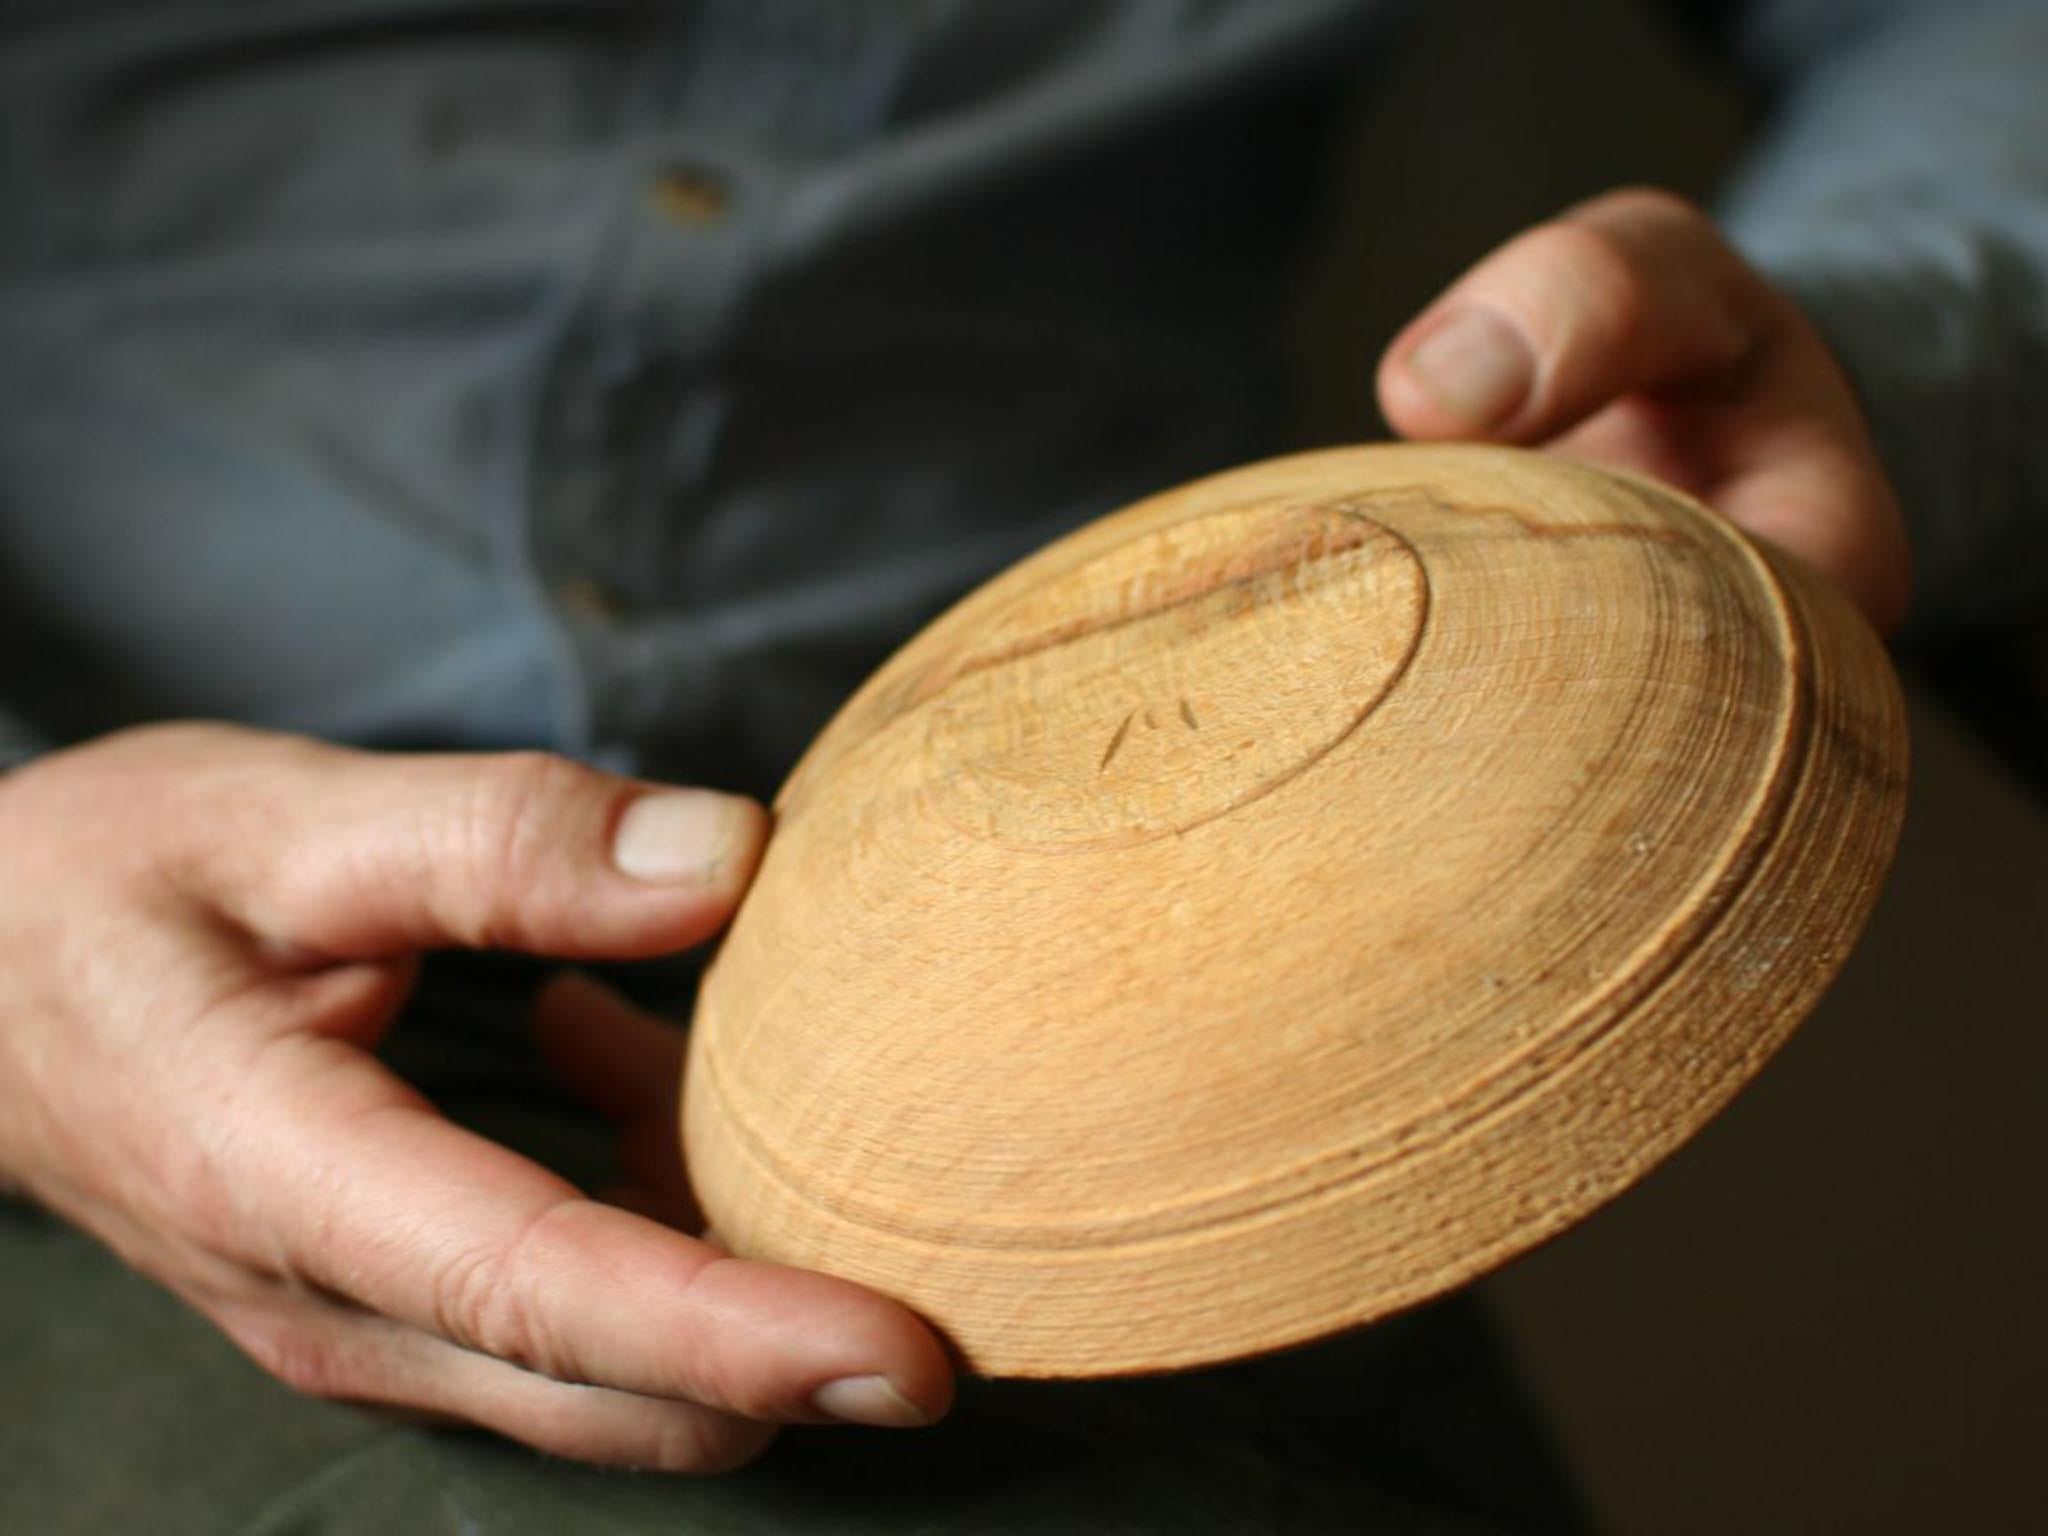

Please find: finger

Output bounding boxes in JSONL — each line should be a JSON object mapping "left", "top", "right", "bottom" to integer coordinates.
{"left": 532, "top": 970, "right": 687, "bottom": 1123}
{"left": 172, "top": 738, "right": 769, "bottom": 964}
{"left": 1547, "top": 348, "right": 1910, "bottom": 629}
{"left": 245, "top": 1036, "right": 952, "bottom": 1430}
{"left": 1378, "top": 187, "right": 1768, "bottom": 443}
{"left": 1376, "top": 186, "right": 1911, "bottom": 629}
{"left": 213, "top": 1297, "right": 776, "bottom": 1472}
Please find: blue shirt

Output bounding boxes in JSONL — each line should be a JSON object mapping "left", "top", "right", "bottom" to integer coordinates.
{"left": 2, "top": 0, "right": 2044, "bottom": 791}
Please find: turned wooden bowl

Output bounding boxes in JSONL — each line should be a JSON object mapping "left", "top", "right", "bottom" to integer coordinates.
{"left": 683, "top": 444, "right": 1908, "bottom": 1378}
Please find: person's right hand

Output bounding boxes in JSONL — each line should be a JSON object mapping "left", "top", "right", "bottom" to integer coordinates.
{"left": 0, "top": 722, "right": 953, "bottom": 1471}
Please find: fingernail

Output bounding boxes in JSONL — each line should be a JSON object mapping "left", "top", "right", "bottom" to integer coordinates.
{"left": 611, "top": 790, "right": 757, "bottom": 886}
{"left": 1403, "top": 307, "right": 1533, "bottom": 427}
{"left": 811, "top": 1374, "right": 933, "bottom": 1429}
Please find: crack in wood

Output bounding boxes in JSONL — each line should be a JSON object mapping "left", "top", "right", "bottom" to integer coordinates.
{"left": 1098, "top": 709, "right": 1136, "bottom": 772}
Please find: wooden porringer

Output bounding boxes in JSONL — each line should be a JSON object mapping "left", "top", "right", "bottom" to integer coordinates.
{"left": 683, "top": 443, "right": 1908, "bottom": 1378}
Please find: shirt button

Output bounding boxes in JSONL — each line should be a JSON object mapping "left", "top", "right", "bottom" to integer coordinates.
{"left": 554, "top": 575, "right": 625, "bottom": 622}
{"left": 648, "top": 163, "right": 732, "bottom": 227}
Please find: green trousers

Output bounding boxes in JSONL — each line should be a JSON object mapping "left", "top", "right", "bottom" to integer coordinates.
{"left": 0, "top": 958, "right": 1586, "bottom": 1535}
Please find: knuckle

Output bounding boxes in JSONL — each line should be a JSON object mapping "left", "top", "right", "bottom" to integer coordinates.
{"left": 456, "top": 752, "right": 592, "bottom": 945}
{"left": 1524, "top": 218, "right": 1652, "bottom": 348}
{"left": 1558, "top": 189, "right": 1762, "bottom": 365}
{"left": 432, "top": 1242, "right": 535, "bottom": 1368}
{"left": 1596, "top": 183, "right": 1710, "bottom": 230}
{"left": 471, "top": 751, "right": 579, "bottom": 872}
{"left": 430, "top": 1208, "right": 576, "bottom": 1381}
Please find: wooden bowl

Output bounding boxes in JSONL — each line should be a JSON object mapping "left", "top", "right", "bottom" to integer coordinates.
{"left": 683, "top": 444, "right": 1908, "bottom": 1378}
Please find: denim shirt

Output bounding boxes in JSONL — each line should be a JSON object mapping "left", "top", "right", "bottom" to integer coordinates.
{"left": 2, "top": 0, "right": 2044, "bottom": 790}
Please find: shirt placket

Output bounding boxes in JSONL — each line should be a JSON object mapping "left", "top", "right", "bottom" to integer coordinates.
{"left": 524, "top": 2, "right": 926, "bottom": 773}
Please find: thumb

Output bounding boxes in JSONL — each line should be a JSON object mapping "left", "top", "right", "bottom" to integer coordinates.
{"left": 1377, "top": 187, "right": 1768, "bottom": 443}
{"left": 179, "top": 731, "right": 767, "bottom": 962}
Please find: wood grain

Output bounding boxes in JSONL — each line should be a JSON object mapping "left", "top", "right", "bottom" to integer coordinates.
{"left": 682, "top": 444, "right": 1909, "bottom": 1378}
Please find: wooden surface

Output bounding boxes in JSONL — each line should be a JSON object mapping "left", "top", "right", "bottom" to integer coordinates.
{"left": 683, "top": 444, "right": 1909, "bottom": 1378}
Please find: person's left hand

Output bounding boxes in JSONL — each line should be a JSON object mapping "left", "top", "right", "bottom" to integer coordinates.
{"left": 1377, "top": 187, "right": 1910, "bottom": 632}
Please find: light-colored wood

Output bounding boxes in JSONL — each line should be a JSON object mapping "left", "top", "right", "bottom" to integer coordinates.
{"left": 683, "top": 443, "right": 1908, "bottom": 1378}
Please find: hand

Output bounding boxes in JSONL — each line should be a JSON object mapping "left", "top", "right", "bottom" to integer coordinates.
{"left": 1377, "top": 187, "right": 1911, "bottom": 631}
{"left": 0, "top": 723, "right": 952, "bottom": 1471}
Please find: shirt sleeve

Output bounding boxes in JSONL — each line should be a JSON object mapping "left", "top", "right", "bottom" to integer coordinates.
{"left": 1709, "top": 0, "right": 2048, "bottom": 640}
